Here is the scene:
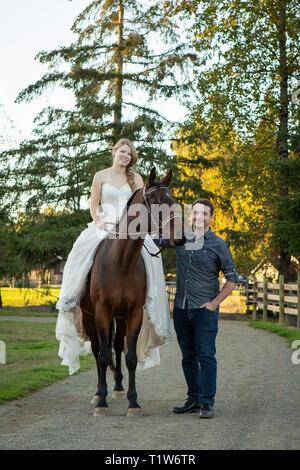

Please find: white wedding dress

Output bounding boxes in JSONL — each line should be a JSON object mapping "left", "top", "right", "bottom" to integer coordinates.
{"left": 55, "top": 182, "right": 172, "bottom": 375}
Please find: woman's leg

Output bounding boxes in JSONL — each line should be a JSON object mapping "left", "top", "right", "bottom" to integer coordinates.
{"left": 57, "top": 222, "right": 104, "bottom": 311}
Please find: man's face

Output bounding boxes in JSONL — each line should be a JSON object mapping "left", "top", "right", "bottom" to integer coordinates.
{"left": 191, "top": 203, "right": 213, "bottom": 231}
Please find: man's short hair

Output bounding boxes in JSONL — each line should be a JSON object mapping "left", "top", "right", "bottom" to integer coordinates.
{"left": 191, "top": 198, "right": 214, "bottom": 216}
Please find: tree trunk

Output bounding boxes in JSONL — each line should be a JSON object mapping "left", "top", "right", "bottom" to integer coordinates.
{"left": 277, "top": 0, "right": 291, "bottom": 276}
{"left": 113, "top": 0, "right": 124, "bottom": 144}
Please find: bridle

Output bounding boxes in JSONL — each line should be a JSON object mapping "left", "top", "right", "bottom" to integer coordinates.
{"left": 103, "top": 185, "right": 182, "bottom": 257}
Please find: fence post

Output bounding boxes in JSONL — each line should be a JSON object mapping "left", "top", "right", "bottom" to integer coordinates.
{"left": 0, "top": 340, "right": 6, "bottom": 365}
{"left": 279, "top": 274, "right": 284, "bottom": 326}
{"left": 263, "top": 272, "right": 268, "bottom": 321}
{"left": 252, "top": 276, "right": 257, "bottom": 321}
{"left": 245, "top": 281, "right": 249, "bottom": 315}
{"left": 297, "top": 272, "right": 300, "bottom": 330}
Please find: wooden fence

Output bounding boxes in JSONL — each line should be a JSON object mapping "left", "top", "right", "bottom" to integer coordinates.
{"left": 167, "top": 273, "right": 300, "bottom": 330}
{"left": 244, "top": 272, "right": 300, "bottom": 329}
{"left": 166, "top": 281, "right": 246, "bottom": 316}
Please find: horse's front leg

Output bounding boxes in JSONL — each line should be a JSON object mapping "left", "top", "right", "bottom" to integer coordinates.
{"left": 125, "top": 309, "right": 143, "bottom": 417}
{"left": 94, "top": 309, "right": 113, "bottom": 416}
{"left": 112, "top": 319, "right": 126, "bottom": 399}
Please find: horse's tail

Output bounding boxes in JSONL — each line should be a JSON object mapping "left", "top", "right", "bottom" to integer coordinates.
{"left": 108, "top": 319, "right": 116, "bottom": 373}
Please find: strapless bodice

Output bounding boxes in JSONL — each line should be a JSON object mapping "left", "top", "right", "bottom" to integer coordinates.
{"left": 100, "top": 182, "right": 132, "bottom": 223}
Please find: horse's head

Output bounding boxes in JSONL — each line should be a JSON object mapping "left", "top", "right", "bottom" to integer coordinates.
{"left": 143, "top": 167, "right": 186, "bottom": 247}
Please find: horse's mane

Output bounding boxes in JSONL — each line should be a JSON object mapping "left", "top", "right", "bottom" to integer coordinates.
{"left": 115, "top": 187, "right": 141, "bottom": 228}
{"left": 126, "top": 188, "right": 140, "bottom": 210}
{"left": 117, "top": 182, "right": 167, "bottom": 227}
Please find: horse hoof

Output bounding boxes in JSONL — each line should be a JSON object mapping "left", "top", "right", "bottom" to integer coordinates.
{"left": 112, "top": 391, "right": 126, "bottom": 399}
{"left": 94, "top": 407, "right": 110, "bottom": 417}
{"left": 127, "top": 408, "right": 143, "bottom": 418}
{"left": 91, "top": 395, "right": 99, "bottom": 404}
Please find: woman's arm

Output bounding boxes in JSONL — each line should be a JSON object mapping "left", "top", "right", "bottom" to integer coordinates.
{"left": 90, "top": 172, "right": 102, "bottom": 224}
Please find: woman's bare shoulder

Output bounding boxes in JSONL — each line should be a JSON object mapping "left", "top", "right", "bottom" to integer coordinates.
{"left": 93, "top": 168, "right": 110, "bottom": 183}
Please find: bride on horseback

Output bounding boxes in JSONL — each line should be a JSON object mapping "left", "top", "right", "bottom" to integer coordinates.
{"left": 55, "top": 139, "right": 172, "bottom": 375}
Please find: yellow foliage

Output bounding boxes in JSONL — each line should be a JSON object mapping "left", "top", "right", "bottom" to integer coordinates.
{"left": 172, "top": 118, "right": 277, "bottom": 274}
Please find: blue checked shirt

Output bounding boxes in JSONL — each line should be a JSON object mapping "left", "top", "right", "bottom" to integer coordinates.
{"left": 159, "top": 228, "right": 239, "bottom": 309}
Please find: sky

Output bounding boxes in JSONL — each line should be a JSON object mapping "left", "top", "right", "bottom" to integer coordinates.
{"left": 0, "top": 0, "right": 187, "bottom": 143}
{"left": 0, "top": 0, "right": 89, "bottom": 139}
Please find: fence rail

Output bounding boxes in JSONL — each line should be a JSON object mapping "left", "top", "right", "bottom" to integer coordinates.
{"left": 2, "top": 274, "right": 300, "bottom": 330}
{"left": 244, "top": 272, "right": 300, "bottom": 329}
{"left": 166, "top": 282, "right": 246, "bottom": 316}
{"left": 167, "top": 273, "right": 300, "bottom": 330}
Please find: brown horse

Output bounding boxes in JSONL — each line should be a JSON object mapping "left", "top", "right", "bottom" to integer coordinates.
{"left": 80, "top": 168, "right": 185, "bottom": 417}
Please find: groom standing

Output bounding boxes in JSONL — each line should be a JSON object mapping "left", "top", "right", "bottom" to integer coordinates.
{"left": 160, "top": 198, "right": 238, "bottom": 418}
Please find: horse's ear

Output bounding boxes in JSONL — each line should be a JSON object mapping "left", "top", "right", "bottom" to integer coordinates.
{"left": 161, "top": 169, "right": 172, "bottom": 187}
{"left": 148, "top": 167, "right": 156, "bottom": 185}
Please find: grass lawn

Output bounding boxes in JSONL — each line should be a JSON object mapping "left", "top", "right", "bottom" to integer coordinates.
{"left": 2, "top": 286, "right": 249, "bottom": 315}
{"left": 249, "top": 320, "right": 300, "bottom": 346}
{"left": 0, "top": 321, "right": 95, "bottom": 404}
{"left": 0, "top": 287, "right": 60, "bottom": 308}
{"left": 0, "top": 306, "right": 57, "bottom": 317}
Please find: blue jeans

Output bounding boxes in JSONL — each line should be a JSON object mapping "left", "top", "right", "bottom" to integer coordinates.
{"left": 173, "top": 305, "right": 219, "bottom": 406}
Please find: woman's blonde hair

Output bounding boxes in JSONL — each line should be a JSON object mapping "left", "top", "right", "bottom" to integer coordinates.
{"left": 112, "top": 139, "right": 138, "bottom": 192}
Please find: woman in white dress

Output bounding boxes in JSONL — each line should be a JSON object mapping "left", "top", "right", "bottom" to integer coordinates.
{"left": 55, "top": 139, "right": 172, "bottom": 375}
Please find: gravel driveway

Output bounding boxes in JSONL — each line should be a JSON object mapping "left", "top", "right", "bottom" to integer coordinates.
{"left": 0, "top": 320, "right": 299, "bottom": 450}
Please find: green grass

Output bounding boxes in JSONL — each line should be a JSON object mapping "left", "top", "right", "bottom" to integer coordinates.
{"left": 0, "top": 321, "right": 95, "bottom": 404}
{"left": 0, "top": 306, "right": 57, "bottom": 317}
{"left": 0, "top": 287, "right": 60, "bottom": 307}
{"left": 249, "top": 320, "right": 300, "bottom": 346}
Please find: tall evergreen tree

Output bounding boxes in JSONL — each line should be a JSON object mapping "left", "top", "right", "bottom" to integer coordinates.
{"left": 4, "top": 0, "right": 195, "bottom": 214}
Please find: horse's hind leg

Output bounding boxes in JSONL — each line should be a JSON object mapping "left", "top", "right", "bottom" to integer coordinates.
{"left": 91, "top": 345, "right": 101, "bottom": 404}
{"left": 125, "top": 309, "right": 143, "bottom": 417}
{"left": 81, "top": 310, "right": 99, "bottom": 404}
{"left": 112, "top": 319, "right": 126, "bottom": 399}
{"left": 94, "top": 308, "right": 113, "bottom": 416}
